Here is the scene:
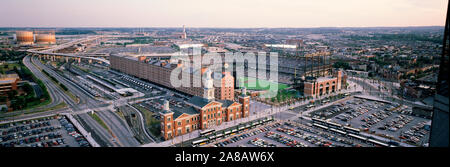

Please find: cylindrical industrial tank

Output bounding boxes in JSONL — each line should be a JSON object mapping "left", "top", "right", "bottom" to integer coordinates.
{"left": 35, "top": 33, "right": 56, "bottom": 45}
{"left": 15, "top": 31, "right": 34, "bottom": 45}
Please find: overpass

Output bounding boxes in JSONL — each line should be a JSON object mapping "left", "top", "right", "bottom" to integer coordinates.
{"left": 28, "top": 50, "right": 110, "bottom": 64}
{"left": 26, "top": 35, "right": 110, "bottom": 65}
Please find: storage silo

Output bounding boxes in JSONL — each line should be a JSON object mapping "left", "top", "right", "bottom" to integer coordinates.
{"left": 15, "top": 31, "right": 34, "bottom": 45}
{"left": 35, "top": 31, "right": 56, "bottom": 45}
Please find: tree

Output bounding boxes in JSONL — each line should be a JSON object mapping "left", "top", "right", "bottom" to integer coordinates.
{"left": 7, "top": 90, "right": 18, "bottom": 99}
{"left": 333, "top": 61, "right": 351, "bottom": 70}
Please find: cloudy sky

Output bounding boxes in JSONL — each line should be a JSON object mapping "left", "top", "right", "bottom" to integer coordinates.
{"left": 0, "top": 0, "right": 447, "bottom": 27}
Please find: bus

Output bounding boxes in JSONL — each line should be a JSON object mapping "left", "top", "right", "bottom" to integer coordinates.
{"left": 191, "top": 138, "right": 208, "bottom": 147}
{"left": 348, "top": 134, "right": 367, "bottom": 142}
{"left": 327, "top": 122, "right": 342, "bottom": 129}
{"left": 367, "top": 139, "right": 389, "bottom": 147}
{"left": 311, "top": 118, "right": 327, "bottom": 125}
{"left": 329, "top": 128, "right": 346, "bottom": 135}
{"left": 224, "top": 130, "right": 231, "bottom": 137}
{"left": 200, "top": 129, "right": 215, "bottom": 137}
{"left": 215, "top": 133, "right": 224, "bottom": 140}
{"left": 343, "top": 126, "right": 360, "bottom": 134}
{"left": 208, "top": 135, "right": 217, "bottom": 141}
{"left": 313, "top": 123, "right": 329, "bottom": 131}
{"left": 238, "top": 126, "right": 245, "bottom": 132}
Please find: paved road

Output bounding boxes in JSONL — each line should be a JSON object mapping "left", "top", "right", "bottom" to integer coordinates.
{"left": 76, "top": 113, "right": 118, "bottom": 147}
{"left": 4, "top": 38, "right": 145, "bottom": 147}
{"left": 0, "top": 55, "right": 66, "bottom": 120}
{"left": 96, "top": 110, "right": 140, "bottom": 146}
{"left": 349, "top": 77, "right": 432, "bottom": 109}
{"left": 28, "top": 55, "right": 118, "bottom": 146}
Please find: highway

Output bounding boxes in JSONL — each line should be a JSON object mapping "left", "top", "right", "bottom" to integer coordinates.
{"left": 76, "top": 112, "right": 118, "bottom": 147}
{"left": 28, "top": 55, "right": 141, "bottom": 146}
{"left": 23, "top": 55, "right": 117, "bottom": 146}
{"left": 96, "top": 110, "right": 140, "bottom": 146}
{"left": 1, "top": 36, "right": 149, "bottom": 147}
{"left": 0, "top": 55, "right": 70, "bottom": 119}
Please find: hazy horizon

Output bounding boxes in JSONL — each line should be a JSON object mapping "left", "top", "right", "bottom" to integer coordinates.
{"left": 0, "top": 0, "right": 447, "bottom": 28}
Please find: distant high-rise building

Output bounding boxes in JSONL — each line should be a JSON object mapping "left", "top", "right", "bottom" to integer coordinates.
{"left": 182, "top": 25, "right": 187, "bottom": 39}
{"left": 429, "top": 6, "right": 449, "bottom": 147}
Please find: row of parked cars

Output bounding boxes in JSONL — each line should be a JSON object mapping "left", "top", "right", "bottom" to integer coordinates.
{"left": 265, "top": 131, "right": 308, "bottom": 147}
{"left": 0, "top": 116, "right": 56, "bottom": 129}
{"left": 1, "top": 121, "right": 52, "bottom": 136}
{"left": 119, "top": 75, "right": 161, "bottom": 93}
{"left": 400, "top": 121, "right": 430, "bottom": 145}
{"left": 58, "top": 116, "right": 90, "bottom": 147}
{"left": 277, "top": 126, "right": 346, "bottom": 147}
{"left": 28, "top": 138, "right": 66, "bottom": 147}
{"left": 378, "top": 115, "right": 413, "bottom": 132}
{"left": 0, "top": 132, "right": 63, "bottom": 147}
{"left": 288, "top": 122, "right": 363, "bottom": 147}
{"left": 311, "top": 103, "right": 351, "bottom": 119}
{"left": 215, "top": 126, "right": 270, "bottom": 147}
{"left": 0, "top": 126, "right": 57, "bottom": 143}
{"left": 248, "top": 138, "right": 276, "bottom": 147}
{"left": 361, "top": 110, "right": 392, "bottom": 128}
{"left": 1, "top": 116, "right": 59, "bottom": 145}
{"left": 333, "top": 100, "right": 376, "bottom": 123}
{"left": 214, "top": 122, "right": 281, "bottom": 147}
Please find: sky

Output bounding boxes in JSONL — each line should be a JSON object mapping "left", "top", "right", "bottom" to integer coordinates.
{"left": 0, "top": 0, "right": 447, "bottom": 28}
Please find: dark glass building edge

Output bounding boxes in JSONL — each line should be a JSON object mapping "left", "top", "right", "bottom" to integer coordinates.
{"left": 429, "top": 1, "right": 449, "bottom": 147}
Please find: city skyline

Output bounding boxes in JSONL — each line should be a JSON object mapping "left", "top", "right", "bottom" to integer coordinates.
{"left": 0, "top": 0, "right": 447, "bottom": 28}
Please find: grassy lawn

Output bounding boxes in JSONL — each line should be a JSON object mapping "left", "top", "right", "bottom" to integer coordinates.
{"left": 73, "top": 64, "right": 90, "bottom": 73}
{"left": 238, "top": 77, "right": 289, "bottom": 91}
{"left": 0, "top": 63, "right": 20, "bottom": 71}
{"left": 1, "top": 61, "right": 53, "bottom": 112}
{"left": 65, "top": 91, "right": 78, "bottom": 103}
{"left": 133, "top": 104, "right": 160, "bottom": 136}
{"left": 89, "top": 112, "right": 109, "bottom": 130}
{"left": 0, "top": 102, "right": 67, "bottom": 119}
{"left": 41, "top": 69, "right": 78, "bottom": 102}
{"left": 20, "top": 98, "right": 51, "bottom": 111}
{"left": 35, "top": 102, "right": 67, "bottom": 112}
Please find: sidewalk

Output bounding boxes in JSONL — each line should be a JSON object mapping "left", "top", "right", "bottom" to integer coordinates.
{"left": 142, "top": 84, "right": 363, "bottom": 147}
{"left": 63, "top": 113, "right": 101, "bottom": 147}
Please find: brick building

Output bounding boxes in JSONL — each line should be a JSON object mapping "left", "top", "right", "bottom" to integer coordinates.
{"left": 159, "top": 72, "right": 250, "bottom": 140}
{"left": 0, "top": 74, "right": 21, "bottom": 95}
{"left": 110, "top": 54, "right": 234, "bottom": 100}
{"left": 303, "top": 70, "right": 347, "bottom": 97}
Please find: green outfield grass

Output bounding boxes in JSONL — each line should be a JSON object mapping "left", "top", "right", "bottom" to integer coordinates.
{"left": 238, "top": 77, "right": 289, "bottom": 91}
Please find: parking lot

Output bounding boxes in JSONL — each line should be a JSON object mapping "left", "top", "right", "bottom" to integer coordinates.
{"left": 328, "top": 98, "right": 430, "bottom": 146}
{"left": 212, "top": 121, "right": 373, "bottom": 147}
{"left": 0, "top": 115, "right": 91, "bottom": 147}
